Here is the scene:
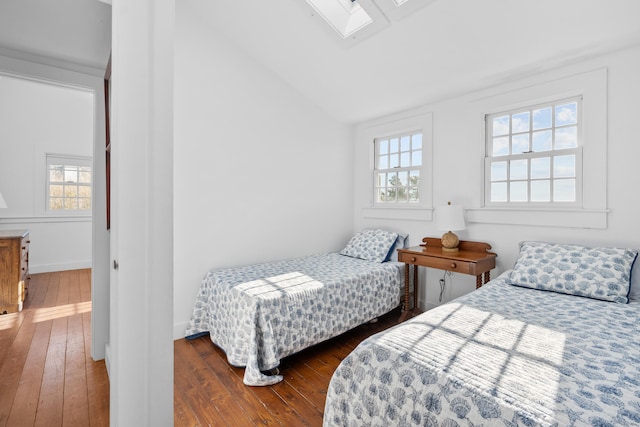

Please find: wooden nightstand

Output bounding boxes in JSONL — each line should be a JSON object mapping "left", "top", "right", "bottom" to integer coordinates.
{"left": 397, "top": 237, "right": 496, "bottom": 321}
{"left": 0, "top": 230, "right": 30, "bottom": 314}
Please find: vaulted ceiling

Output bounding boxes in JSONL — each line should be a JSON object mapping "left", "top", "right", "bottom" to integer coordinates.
{"left": 1, "top": 0, "right": 639, "bottom": 123}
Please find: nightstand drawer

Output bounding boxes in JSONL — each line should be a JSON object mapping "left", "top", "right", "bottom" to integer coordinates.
{"left": 398, "top": 252, "right": 473, "bottom": 274}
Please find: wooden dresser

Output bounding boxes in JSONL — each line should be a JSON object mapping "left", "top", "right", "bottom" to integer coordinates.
{"left": 0, "top": 230, "right": 30, "bottom": 314}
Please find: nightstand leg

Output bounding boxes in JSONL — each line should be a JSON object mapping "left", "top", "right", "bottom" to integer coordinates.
{"left": 413, "top": 265, "right": 418, "bottom": 310}
{"left": 476, "top": 275, "right": 482, "bottom": 289}
{"left": 399, "top": 264, "right": 411, "bottom": 322}
{"left": 484, "top": 271, "right": 490, "bottom": 285}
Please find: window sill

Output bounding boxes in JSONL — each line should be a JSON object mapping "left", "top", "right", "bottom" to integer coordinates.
{"left": 362, "top": 207, "right": 433, "bottom": 221}
{"left": 467, "top": 207, "right": 608, "bottom": 229}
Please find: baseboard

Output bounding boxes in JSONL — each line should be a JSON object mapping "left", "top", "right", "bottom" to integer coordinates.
{"left": 30, "top": 260, "right": 92, "bottom": 274}
{"left": 174, "top": 320, "right": 189, "bottom": 341}
{"left": 104, "top": 343, "right": 111, "bottom": 380}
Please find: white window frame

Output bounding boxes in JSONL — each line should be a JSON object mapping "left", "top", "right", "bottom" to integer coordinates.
{"left": 46, "top": 154, "right": 93, "bottom": 215}
{"left": 374, "top": 130, "right": 423, "bottom": 206}
{"left": 484, "top": 96, "right": 583, "bottom": 207}
{"left": 358, "top": 111, "right": 433, "bottom": 221}
{"left": 467, "top": 68, "right": 608, "bottom": 229}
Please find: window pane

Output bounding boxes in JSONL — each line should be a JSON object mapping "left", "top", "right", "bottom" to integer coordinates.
{"left": 50, "top": 184, "right": 64, "bottom": 197}
{"left": 512, "top": 112, "right": 530, "bottom": 133}
{"left": 50, "top": 198, "right": 63, "bottom": 210}
{"left": 409, "top": 170, "right": 420, "bottom": 185}
{"left": 377, "top": 172, "right": 386, "bottom": 186}
{"left": 532, "top": 130, "right": 552, "bottom": 152}
{"left": 64, "top": 168, "right": 78, "bottom": 183}
{"left": 398, "top": 171, "right": 408, "bottom": 186}
{"left": 493, "top": 137, "right": 509, "bottom": 156}
{"left": 554, "top": 179, "right": 575, "bottom": 201}
{"left": 554, "top": 155, "right": 575, "bottom": 178}
{"left": 409, "top": 186, "right": 419, "bottom": 202}
{"left": 400, "top": 136, "right": 410, "bottom": 151}
{"left": 532, "top": 107, "right": 552, "bottom": 130}
{"left": 411, "top": 150, "right": 422, "bottom": 166}
{"left": 411, "top": 133, "right": 422, "bottom": 150}
{"left": 390, "top": 138, "right": 399, "bottom": 153}
{"left": 555, "top": 102, "right": 577, "bottom": 126}
{"left": 491, "top": 182, "right": 507, "bottom": 202}
{"left": 79, "top": 169, "right": 91, "bottom": 183}
{"left": 491, "top": 161, "right": 507, "bottom": 181}
{"left": 376, "top": 188, "right": 386, "bottom": 202}
{"left": 79, "top": 198, "right": 92, "bottom": 210}
{"left": 50, "top": 167, "right": 64, "bottom": 182}
{"left": 493, "top": 115, "right": 509, "bottom": 136}
{"left": 510, "top": 181, "right": 528, "bottom": 202}
{"left": 397, "top": 188, "right": 408, "bottom": 202}
{"left": 379, "top": 140, "right": 389, "bottom": 155}
{"left": 555, "top": 126, "right": 577, "bottom": 149}
{"left": 510, "top": 159, "right": 528, "bottom": 180}
{"left": 531, "top": 157, "right": 550, "bottom": 179}
{"left": 512, "top": 134, "right": 529, "bottom": 154}
{"left": 389, "top": 154, "right": 399, "bottom": 168}
{"left": 378, "top": 155, "right": 388, "bottom": 169}
{"left": 400, "top": 152, "right": 411, "bottom": 167}
{"left": 531, "top": 180, "right": 550, "bottom": 202}
{"left": 387, "top": 172, "right": 398, "bottom": 186}
{"left": 64, "top": 198, "right": 78, "bottom": 209}
{"left": 78, "top": 186, "right": 91, "bottom": 198}
{"left": 65, "top": 185, "right": 78, "bottom": 197}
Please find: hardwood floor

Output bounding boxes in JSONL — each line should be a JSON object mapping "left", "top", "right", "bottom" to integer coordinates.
{"left": 0, "top": 269, "right": 109, "bottom": 427}
{"left": 175, "top": 308, "right": 401, "bottom": 427}
{"left": 1, "top": 269, "right": 401, "bottom": 426}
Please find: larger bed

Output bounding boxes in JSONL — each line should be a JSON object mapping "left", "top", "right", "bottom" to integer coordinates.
{"left": 323, "top": 241, "right": 640, "bottom": 426}
{"left": 186, "top": 229, "right": 407, "bottom": 386}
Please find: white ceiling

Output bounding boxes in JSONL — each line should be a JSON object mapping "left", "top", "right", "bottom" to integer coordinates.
{"left": 1, "top": 0, "right": 639, "bottom": 124}
{"left": 0, "top": 0, "right": 111, "bottom": 74}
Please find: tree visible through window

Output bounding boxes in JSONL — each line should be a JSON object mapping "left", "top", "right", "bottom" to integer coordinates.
{"left": 374, "top": 132, "right": 422, "bottom": 204}
{"left": 485, "top": 97, "right": 582, "bottom": 205}
{"left": 46, "top": 155, "right": 92, "bottom": 213}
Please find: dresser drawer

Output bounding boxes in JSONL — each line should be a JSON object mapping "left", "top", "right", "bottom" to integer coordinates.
{"left": 399, "top": 252, "right": 474, "bottom": 274}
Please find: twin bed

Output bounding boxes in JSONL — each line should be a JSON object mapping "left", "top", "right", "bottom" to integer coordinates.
{"left": 186, "top": 233, "right": 640, "bottom": 426}
{"left": 323, "top": 241, "right": 640, "bottom": 426}
{"left": 186, "top": 229, "right": 407, "bottom": 386}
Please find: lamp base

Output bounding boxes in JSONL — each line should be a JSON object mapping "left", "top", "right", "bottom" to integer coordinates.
{"left": 441, "top": 231, "right": 460, "bottom": 252}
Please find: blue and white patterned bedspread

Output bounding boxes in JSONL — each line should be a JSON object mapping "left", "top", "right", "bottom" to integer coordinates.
{"left": 324, "top": 273, "right": 640, "bottom": 426}
{"left": 186, "top": 253, "right": 402, "bottom": 386}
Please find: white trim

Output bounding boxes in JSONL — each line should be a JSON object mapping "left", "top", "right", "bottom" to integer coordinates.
{"left": 362, "top": 207, "right": 433, "bottom": 221}
{"left": 30, "top": 260, "right": 92, "bottom": 274}
{"left": 467, "top": 207, "right": 608, "bottom": 229}
{"left": 0, "top": 215, "right": 91, "bottom": 223}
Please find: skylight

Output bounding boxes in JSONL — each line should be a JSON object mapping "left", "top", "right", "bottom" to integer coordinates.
{"left": 305, "top": 0, "right": 374, "bottom": 39}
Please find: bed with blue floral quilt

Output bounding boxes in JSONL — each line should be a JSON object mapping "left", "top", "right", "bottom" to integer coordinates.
{"left": 323, "top": 241, "right": 640, "bottom": 426}
{"left": 185, "top": 229, "right": 407, "bottom": 386}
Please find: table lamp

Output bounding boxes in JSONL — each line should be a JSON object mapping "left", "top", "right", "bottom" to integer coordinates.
{"left": 435, "top": 201, "right": 465, "bottom": 252}
{"left": 0, "top": 192, "right": 7, "bottom": 209}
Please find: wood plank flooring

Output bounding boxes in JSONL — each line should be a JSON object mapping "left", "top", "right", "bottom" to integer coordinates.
{"left": 0, "top": 269, "right": 109, "bottom": 427}
{"left": 175, "top": 307, "right": 401, "bottom": 427}
{"left": 1, "top": 269, "right": 400, "bottom": 426}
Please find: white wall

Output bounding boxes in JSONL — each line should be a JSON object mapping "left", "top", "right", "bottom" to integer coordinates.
{"left": 355, "top": 45, "right": 640, "bottom": 309}
{"left": 173, "top": 2, "right": 355, "bottom": 338}
{"left": 0, "top": 63, "right": 93, "bottom": 273}
{"left": 0, "top": 54, "right": 110, "bottom": 361}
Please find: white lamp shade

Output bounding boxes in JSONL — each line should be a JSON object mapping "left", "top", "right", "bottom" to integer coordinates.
{"left": 0, "top": 192, "right": 7, "bottom": 209}
{"left": 435, "top": 203, "right": 465, "bottom": 231}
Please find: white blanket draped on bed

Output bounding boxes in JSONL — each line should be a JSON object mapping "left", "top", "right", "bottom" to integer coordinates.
{"left": 186, "top": 253, "right": 402, "bottom": 386}
{"left": 324, "top": 273, "right": 640, "bottom": 426}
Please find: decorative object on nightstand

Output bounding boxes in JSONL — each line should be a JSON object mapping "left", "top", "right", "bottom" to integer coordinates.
{"left": 396, "top": 238, "right": 496, "bottom": 321}
{"left": 0, "top": 230, "right": 30, "bottom": 314}
{"left": 435, "top": 201, "right": 465, "bottom": 253}
{"left": 0, "top": 191, "right": 7, "bottom": 209}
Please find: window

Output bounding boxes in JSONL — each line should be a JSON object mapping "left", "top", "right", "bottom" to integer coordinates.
{"left": 46, "top": 155, "right": 92, "bottom": 213}
{"left": 485, "top": 97, "right": 582, "bottom": 206}
{"left": 374, "top": 131, "right": 422, "bottom": 205}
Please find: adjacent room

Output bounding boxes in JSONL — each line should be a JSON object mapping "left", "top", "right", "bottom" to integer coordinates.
{"left": 1, "top": 0, "right": 639, "bottom": 425}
